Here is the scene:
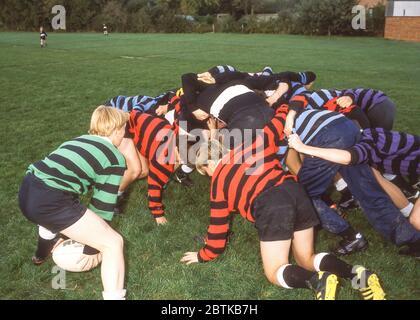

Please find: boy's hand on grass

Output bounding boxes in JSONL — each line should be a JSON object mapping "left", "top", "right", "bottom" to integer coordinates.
{"left": 181, "top": 252, "right": 199, "bottom": 265}
{"left": 155, "top": 217, "right": 168, "bottom": 226}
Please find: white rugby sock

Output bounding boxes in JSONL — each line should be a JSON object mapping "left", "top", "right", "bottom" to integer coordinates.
{"left": 276, "top": 264, "right": 293, "bottom": 289}
{"left": 313, "top": 253, "right": 329, "bottom": 272}
{"left": 181, "top": 165, "right": 194, "bottom": 174}
{"left": 383, "top": 173, "right": 397, "bottom": 181}
{"left": 102, "top": 289, "right": 126, "bottom": 300}
{"left": 401, "top": 202, "right": 414, "bottom": 218}
{"left": 335, "top": 179, "right": 347, "bottom": 192}
{"left": 38, "top": 226, "right": 57, "bottom": 240}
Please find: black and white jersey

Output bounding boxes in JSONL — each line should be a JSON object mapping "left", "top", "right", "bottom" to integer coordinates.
{"left": 196, "top": 80, "right": 265, "bottom": 123}
{"left": 181, "top": 72, "right": 271, "bottom": 123}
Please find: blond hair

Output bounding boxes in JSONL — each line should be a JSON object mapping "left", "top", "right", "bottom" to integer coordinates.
{"left": 89, "top": 106, "right": 129, "bottom": 137}
{"left": 196, "top": 140, "right": 229, "bottom": 175}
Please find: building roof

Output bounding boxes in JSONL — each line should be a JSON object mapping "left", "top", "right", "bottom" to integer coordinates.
{"left": 359, "top": 0, "right": 386, "bottom": 7}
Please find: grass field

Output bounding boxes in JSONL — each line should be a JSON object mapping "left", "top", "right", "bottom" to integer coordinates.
{"left": 0, "top": 32, "right": 419, "bottom": 300}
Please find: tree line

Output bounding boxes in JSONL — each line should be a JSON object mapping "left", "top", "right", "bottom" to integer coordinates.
{"left": 0, "top": 0, "right": 385, "bottom": 35}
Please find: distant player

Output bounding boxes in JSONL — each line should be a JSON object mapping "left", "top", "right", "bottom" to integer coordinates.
{"left": 103, "top": 24, "right": 109, "bottom": 36}
{"left": 40, "top": 27, "right": 47, "bottom": 48}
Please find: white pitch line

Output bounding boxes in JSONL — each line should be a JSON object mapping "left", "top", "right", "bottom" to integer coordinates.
{"left": 120, "top": 55, "right": 163, "bottom": 60}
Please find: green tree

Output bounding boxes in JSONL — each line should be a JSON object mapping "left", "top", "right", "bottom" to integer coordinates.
{"left": 63, "top": 0, "right": 100, "bottom": 31}
{"left": 295, "top": 0, "right": 357, "bottom": 35}
{"left": 99, "top": 0, "right": 129, "bottom": 32}
{"left": 179, "top": 0, "right": 220, "bottom": 14}
{"left": 0, "top": 0, "right": 39, "bottom": 31}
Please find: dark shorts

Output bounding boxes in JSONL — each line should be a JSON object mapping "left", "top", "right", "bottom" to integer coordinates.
{"left": 251, "top": 180, "right": 320, "bottom": 241}
{"left": 18, "top": 173, "right": 87, "bottom": 234}
{"left": 367, "top": 97, "right": 396, "bottom": 130}
{"left": 224, "top": 103, "right": 274, "bottom": 149}
{"left": 227, "top": 103, "right": 274, "bottom": 131}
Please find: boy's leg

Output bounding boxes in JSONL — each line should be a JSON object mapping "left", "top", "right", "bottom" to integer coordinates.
{"left": 32, "top": 225, "right": 60, "bottom": 265}
{"left": 262, "top": 228, "right": 338, "bottom": 300}
{"left": 340, "top": 163, "right": 420, "bottom": 246}
{"left": 61, "top": 209, "right": 125, "bottom": 299}
{"left": 299, "top": 119, "right": 368, "bottom": 254}
{"left": 409, "top": 198, "right": 420, "bottom": 231}
{"left": 256, "top": 183, "right": 338, "bottom": 299}
{"left": 261, "top": 240, "right": 328, "bottom": 294}
{"left": 299, "top": 154, "right": 353, "bottom": 235}
{"left": 372, "top": 168, "right": 411, "bottom": 210}
{"left": 290, "top": 186, "right": 357, "bottom": 281}
{"left": 292, "top": 228, "right": 352, "bottom": 277}
{"left": 138, "top": 151, "right": 149, "bottom": 179}
{"left": 292, "top": 228, "right": 385, "bottom": 300}
{"left": 255, "top": 182, "right": 316, "bottom": 290}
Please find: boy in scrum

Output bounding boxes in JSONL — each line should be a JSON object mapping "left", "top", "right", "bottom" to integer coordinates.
{"left": 105, "top": 89, "right": 197, "bottom": 189}
{"left": 120, "top": 110, "right": 180, "bottom": 225}
{"left": 19, "top": 106, "right": 129, "bottom": 300}
{"left": 181, "top": 108, "right": 386, "bottom": 300}
{"left": 288, "top": 128, "right": 420, "bottom": 256}
{"left": 274, "top": 91, "right": 420, "bottom": 257}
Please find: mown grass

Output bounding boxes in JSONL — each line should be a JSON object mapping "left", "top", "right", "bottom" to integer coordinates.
{"left": 0, "top": 32, "right": 419, "bottom": 300}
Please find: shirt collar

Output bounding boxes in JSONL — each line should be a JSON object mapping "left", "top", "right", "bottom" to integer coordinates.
{"left": 94, "top": 135, "right": 113, "bottom": 145}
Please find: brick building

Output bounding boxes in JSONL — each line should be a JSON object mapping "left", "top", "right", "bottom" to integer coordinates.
{"left": 384, "top": 0, "right": 420, "bottom": 41}
{"left": 359, "top": 0, "right": 387, "bottom": 7}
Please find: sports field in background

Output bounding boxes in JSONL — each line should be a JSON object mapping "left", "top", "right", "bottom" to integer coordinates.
{"left": 0, "top": 32, "right": 419, "bottom": 300}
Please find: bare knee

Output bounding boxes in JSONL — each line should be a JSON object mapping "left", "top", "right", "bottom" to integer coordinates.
{"left": 295, "top": 254, "right": 315, "bottom": 271}
{"left": 264, "top": 263, "right": 292, "bottom": 286}
{"left": 125, "top": 166, "right": 142, "bottom": 181}
{"left": 266, "top": 264, "right": 304, "bottom": 288}
{"left": 131, "top": 167, "right": 142, "bottom": 180}
{"left": 138, "top": 168, "right": 149, "bottom": 179}
{"left": 99, "top": 231, "right": 124, "bottom": 253}
{"left": 409, "top": 211, "right": 420, "bottom": 231}
{"left": 112, "top": 233, "right": 124, "bottom": 251}
{"left": 265, "top": 269, "right": 279, "bottom": 286}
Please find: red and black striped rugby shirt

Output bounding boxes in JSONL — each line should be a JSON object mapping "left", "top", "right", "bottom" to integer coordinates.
{"left": 198, "top": 106, "right": 296, "bottom": 262}
{"left": 126, "top": 111, "right": 177, "bottom": 218}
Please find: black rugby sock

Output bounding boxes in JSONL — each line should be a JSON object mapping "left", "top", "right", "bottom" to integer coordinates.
{"left": 278, "top": 265, "right": 316, "bottom": 289}
{"left": 316, "top": 254, "right": 354, "bottom": 280}
{"left": 35, "top": 236, "right": 57, "bottom": 259}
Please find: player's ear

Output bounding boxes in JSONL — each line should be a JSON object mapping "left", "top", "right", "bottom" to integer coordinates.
{"left": 207, "top": 161, "right": 218, "bottom": 176}
{"left": 205, "top": 165, "right": 213, "bottom": 177}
